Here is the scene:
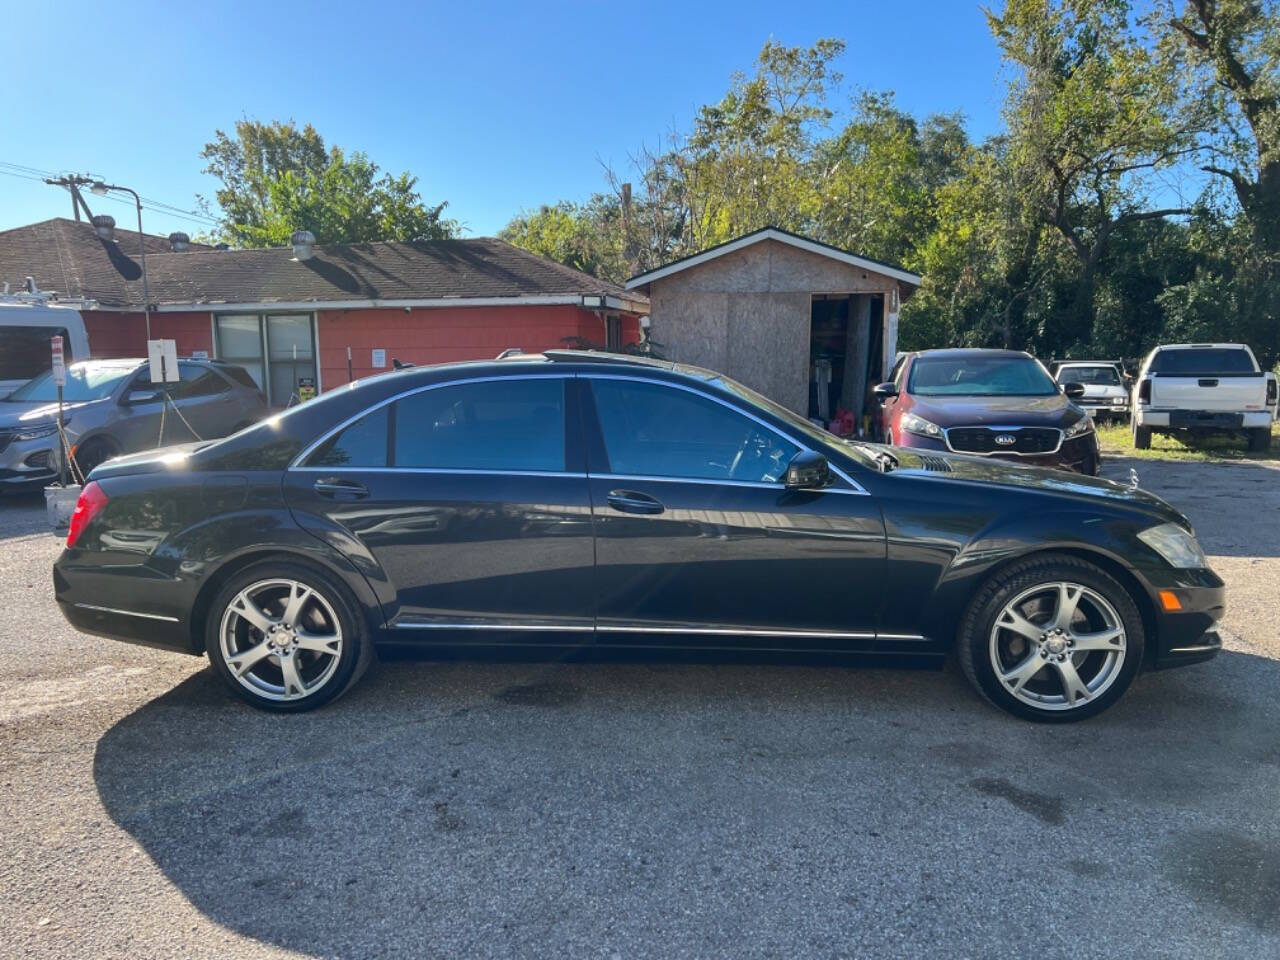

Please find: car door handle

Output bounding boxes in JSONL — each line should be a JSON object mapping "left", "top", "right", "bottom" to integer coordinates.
{"left": 313, "top": 478, "right": 369, "bottom": 500}
{"left": 607, "top": 490, "right": 665, "bottom": 515}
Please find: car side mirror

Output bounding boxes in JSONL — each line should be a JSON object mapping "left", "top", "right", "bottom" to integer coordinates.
{"left": 1063, "top": 382, "right": 1086, "bottom": 399}
{"left": 784, "top": 450, "right": 831, "bottom": 490}
{"left": 123, "top": 388, "right": 162, "bottom": 405}
{"left": 873, "top": 382, "right": 898, "bottom": 401}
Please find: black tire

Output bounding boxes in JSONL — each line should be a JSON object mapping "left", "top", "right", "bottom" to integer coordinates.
{"left": 205, "top": 559, "right": 373, "bottom": 712}
{"left": 1248, "top": 428, "right": 1271, "bottom": 453}
{"left": 957, "top": 553, "right": 1145, "bottom": 723}
{"left": 74, "top": 437, "right": 118, "bottom": 478}
{"left": 1132, "top": 421, "right": 1152, "bottom": 450}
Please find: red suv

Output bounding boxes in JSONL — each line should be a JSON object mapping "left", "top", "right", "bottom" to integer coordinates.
{"left": 875, "top": 349, "right": 1100, "bottom": 474}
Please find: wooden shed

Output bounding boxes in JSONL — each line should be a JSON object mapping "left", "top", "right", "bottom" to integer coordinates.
{"left": 626, "top": 227, "right": 921, "bottom": 429}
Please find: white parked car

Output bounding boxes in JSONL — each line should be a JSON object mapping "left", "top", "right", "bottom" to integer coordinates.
{"left": 1132, "top": 343, "right": 1277, "bottom": 451}
{"left": 1053, "top": 361, "right": 1130, "bottom": 422}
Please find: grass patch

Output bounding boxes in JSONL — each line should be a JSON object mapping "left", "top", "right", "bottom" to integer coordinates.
{"left": 1096, "top": 419, "right": 1280, "bottom": 462}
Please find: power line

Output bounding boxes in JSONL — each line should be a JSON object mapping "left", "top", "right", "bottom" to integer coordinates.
{"left": 1, "top": 159, "right": 220, "bottom": 227}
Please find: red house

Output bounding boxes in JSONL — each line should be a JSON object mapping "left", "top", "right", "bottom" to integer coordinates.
{"left": 0, "top": 217, "right": 646, "bottom": 405}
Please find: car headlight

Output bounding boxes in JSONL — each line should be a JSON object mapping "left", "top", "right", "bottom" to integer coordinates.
{"left": 1138, "top": 522, "right": 1207, "bottom": 569}
{"left": 900, "top": 412, "right": 944, "bottom": 439}
{"left": 13, "top": 420, "right": 63, "bottom": 442}
{"left": 1063, "top": 416, "right": 1094, "bottom": 439}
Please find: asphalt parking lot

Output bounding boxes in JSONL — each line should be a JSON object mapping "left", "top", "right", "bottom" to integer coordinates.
{"left": 2, "top": 457, "right": 1278, "bottom": 959}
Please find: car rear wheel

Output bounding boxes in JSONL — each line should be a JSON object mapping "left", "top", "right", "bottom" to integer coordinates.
{"left": 206, "top": 561, "right": 372, "bottom": 712}
{"left": 958, "top": 554, "right": 1144, "bottom": 722}
{"left": 1248, "top": 428, "right": 1271, "bottom": 453}
{"left": 1132, "top": 421, "right": 1152, "bottom": 450}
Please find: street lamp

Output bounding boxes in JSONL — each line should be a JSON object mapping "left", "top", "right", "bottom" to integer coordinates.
{"left": 90, "top": 180, "right": 152, "bottom": 340}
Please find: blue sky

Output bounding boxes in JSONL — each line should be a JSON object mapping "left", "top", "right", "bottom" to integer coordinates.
{"left": 0, "top": 0, "right": 1004, "bottom": 240}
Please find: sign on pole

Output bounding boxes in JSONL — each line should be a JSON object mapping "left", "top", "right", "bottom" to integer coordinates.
{"left": 50, "top": 335, "right": 66, "bottom": 387}
{"left": 147, "top": 339, "right": 180, "bottom": 383}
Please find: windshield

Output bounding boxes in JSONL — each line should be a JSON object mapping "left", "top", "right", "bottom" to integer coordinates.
{"left": 1149, "top": 348, "right": 1257, "bottom": 376}
{"left": 1057, "top": 365, "right": 1121, "bottom": 386}
{"left": 713, "top": 374, "right": 880, "bottom": 469}
{"left": 5, "top": 364, "right": 134, "bottom": 403}
{"left": 908, "top": 355, "right": 1058, "bottom": 397}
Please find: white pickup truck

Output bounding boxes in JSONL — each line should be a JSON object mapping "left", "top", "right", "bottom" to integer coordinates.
{"left": 1132, "top": 343, "right": 1277, "bottom": 451}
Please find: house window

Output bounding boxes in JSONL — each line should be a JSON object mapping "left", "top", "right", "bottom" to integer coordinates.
{"left": 214, "top": 313, "right": 316, "bottom": 406}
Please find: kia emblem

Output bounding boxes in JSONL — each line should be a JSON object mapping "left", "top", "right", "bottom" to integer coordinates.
{"left": 994, "top": 433, "right": 1017, "bottom": 446}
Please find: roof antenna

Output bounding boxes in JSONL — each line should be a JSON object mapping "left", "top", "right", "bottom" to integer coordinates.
{"left": 392, "top": 358, "right": 414, "bottom": 370}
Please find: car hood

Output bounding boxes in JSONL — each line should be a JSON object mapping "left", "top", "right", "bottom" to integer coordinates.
{"left": 908, "top": 393, "right": 1079, "bottom": 427}
{"left": 888, "top": 446, "right": 1186, "bottom": 526}
{"left": 0, "top": 398, "right": 100, "bottom": 427}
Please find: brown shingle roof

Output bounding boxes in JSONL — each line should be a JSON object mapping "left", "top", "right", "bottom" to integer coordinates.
{"left": 0, "top": 218, "right": 644, "bottom": 311}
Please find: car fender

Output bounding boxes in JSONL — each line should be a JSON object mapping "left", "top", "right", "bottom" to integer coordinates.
{"left": 918, "top": 507, "right": 1161, "bottom": 646}
{"left": 163, "top": 508, "right": 389, "bottom": 651}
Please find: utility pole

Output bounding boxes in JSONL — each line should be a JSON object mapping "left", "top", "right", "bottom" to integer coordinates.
{"left": 44, "top": 174, "right": 96, "bottom": 221}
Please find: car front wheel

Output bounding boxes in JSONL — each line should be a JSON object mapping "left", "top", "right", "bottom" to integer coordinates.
{"left": 206, "top": 561, "right": 372, "bottom": 712}
{"left": 958, "top": 554, "right": 1144, "bottom": 722}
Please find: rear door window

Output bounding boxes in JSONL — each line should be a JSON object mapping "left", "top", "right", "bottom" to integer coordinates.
{"left": 175, "top": 363, "right": 232, "bottom": 398}
{"left": 393, "top": 378, "right": 566, "bottom": 472}
{"left": 306, "top": 407, "right": 390, "bottom": 467}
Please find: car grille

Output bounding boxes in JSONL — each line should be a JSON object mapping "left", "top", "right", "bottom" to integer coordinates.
{"left": 0, "top": 430, "right": 12, "bottom": 454}
{"left": 946, "top": 426, "right": 1061, "bottom": 455}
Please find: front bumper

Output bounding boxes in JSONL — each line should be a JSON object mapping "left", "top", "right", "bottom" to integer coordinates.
{"left": 1144, "top": 567, "right": 1226, "bottom": 670}
{"left": 0, "top": 435, "right": 60, "bottom": 490}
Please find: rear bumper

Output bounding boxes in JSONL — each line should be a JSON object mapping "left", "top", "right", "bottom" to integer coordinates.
{"left": 53, "top": 561, "right": 199, "bottom": 655}
{"left": 1138, "top": 409, "right": 1271, "bottom": 429}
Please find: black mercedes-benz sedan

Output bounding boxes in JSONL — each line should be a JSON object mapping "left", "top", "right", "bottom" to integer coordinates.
{"left": 53, "top": 351, "right": 1225, "bottom": 721}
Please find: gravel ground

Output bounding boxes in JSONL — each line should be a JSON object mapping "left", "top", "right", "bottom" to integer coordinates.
{"left": 1, "top": 457, "right": 1278, "bottom": 959}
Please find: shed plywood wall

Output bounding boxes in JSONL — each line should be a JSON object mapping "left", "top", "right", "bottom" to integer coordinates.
{"left": 648, "top": 238, "right": 899, "bottom": 415}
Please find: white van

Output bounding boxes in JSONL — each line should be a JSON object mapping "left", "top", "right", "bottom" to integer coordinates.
{"left": 0, "top": 300, "right": 90, "bottom": 397}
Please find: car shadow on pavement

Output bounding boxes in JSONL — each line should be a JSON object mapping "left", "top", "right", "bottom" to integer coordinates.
{"left": 92, "top": 651, "right": 1280, "bottom": 956}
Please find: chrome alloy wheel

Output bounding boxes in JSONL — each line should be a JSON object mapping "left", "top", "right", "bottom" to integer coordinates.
{"left": 218, "top": 579, "right": 343, "bottom": 702}
{"left": 988, "top": 581, "right": 1127, "bottom": 712}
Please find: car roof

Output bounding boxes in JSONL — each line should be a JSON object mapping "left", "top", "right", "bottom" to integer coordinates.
{"left": 908, "top": 348, "right": 1034, "bottom": 360}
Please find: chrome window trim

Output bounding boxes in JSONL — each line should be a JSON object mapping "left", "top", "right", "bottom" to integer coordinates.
{"left": 290, "top": 466, "right": 586, "bottom": 479}
{"left": 289, "top": 372, "right": 571, "bottom": 469}
{"left": 582, "top": 372, "right": 869, "bottom": 495}
{"left": 74, "top": 603, "right": 180, "bottom": 623}
{"left": 290, "top": 368, "right": 870, "bottom": 494}
{"left": 942, "top": 425, "right": 1064, "bottom": 457}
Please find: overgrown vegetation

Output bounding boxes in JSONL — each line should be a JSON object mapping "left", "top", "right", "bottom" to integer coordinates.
{"left": 500, "top": 1, "right": 1279, "bottom": 366}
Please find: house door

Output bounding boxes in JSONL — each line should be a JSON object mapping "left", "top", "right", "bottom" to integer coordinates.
{"left": 214, "top": 313, "right": 317, "bottom": 407}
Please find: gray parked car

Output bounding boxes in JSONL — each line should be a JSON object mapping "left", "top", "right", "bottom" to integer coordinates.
{"left": 0, "top": 357, "right": 268, "bottom": 490}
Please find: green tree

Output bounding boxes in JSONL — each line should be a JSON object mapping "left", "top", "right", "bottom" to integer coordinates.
{"left": 989, "top": 0, "right": 1198, "bottom": 341}
{"left": 199, "top": 119, "right": 457, "bottom": 247}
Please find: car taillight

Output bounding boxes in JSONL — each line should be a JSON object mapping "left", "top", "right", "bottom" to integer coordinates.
{"left": 66, "top": 481, "right": 108, "bottom": 548}
{"left": 1138, "top": 379, "right": 1151, "bottom": 403}
{"left": 1267, "top": 380, "right": 1277, "bottom": 405}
